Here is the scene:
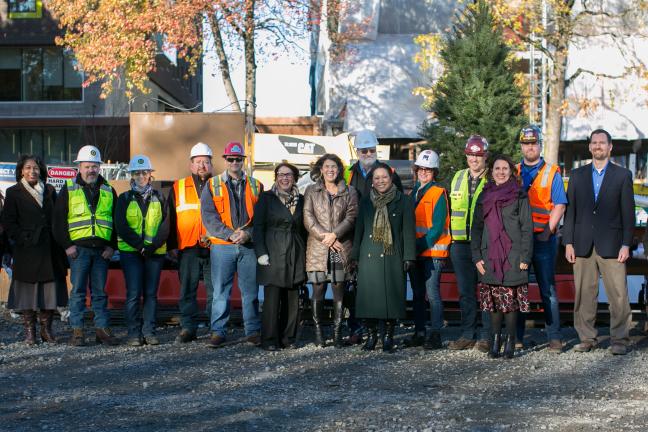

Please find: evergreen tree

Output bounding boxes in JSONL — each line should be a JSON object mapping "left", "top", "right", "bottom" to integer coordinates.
{"left": 422, "top": 0, "right": 525, "bottom": 182}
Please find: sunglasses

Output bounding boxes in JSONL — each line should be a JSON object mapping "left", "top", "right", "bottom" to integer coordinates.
{"left": 225, "top": 157, "right": 243, "bottom": 163}
{"left": 359, "top": 148, "right": 377, "bottom": 155}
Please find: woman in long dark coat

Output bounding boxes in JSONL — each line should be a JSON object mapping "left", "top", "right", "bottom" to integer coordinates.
{"left": 254, "top": 163, "right": 307, "bottom": 351}
{"left": 351, "top": 163, "right": 416, "bottom": 352}
{"left": 3, "top": 155, "right": 68, "bottom": 344}
{"left": 471, "top": 154, "right": 533, "bottom": 359}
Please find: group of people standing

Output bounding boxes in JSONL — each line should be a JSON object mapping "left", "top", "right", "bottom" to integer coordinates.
{"left": 4, "top": 125, "right": 636, "bottom": 357}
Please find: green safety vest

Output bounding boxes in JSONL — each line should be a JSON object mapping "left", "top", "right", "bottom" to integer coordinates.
{"left": 117, "top": 193, "right": 166, "bottom": 254}
{"left": 449, "top": 169, "right": 486, "bottom": 241}
{"left": 66, "top": 179, "right": 114, "bottom": 242}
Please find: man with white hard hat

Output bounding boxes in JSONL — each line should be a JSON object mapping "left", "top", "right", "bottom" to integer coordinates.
{"left": 344, "top": 130, "right": 402, "bottom": 200}
{"left": 446, "top": 135, "right": 492, "bottom": 353}
{"left": 343, "top": 129, "right": 403, "bottom": 344}
{"left": 53, "top": 145, "right": 119, "bottom": 346}
{"left": 167, "top": 142, "right": 215, "bottom": 343}
{"left": 405, "top": 149, "right": 451, "bottom": 350}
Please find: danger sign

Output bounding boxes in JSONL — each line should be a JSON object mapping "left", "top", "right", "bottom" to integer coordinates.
{"left": 47, "top": 166, "right": 78, "bottom": 192}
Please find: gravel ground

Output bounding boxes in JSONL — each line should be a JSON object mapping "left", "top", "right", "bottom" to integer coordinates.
{"left": 2, "top": 307, "right": 648, "bottom": 432}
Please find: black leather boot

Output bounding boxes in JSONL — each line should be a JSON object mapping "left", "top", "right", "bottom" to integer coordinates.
{"left": 23, "top": 310, "right": 37, "bottom": 345}
{"left": 311, "top": 299, "right": 325, "bottom": 347}
{"left": 39, "top": 309, "right": 57, "bottom": 343}
{"left": 423, "top": 331, "right": 442, "bottom": 350}
{"left": 503, "top": 334, "right": 515, "bottom": 359}
{"left": 382, "top": 320, "right": 395, "bottom": 353}
{"left": 362, "top": 321, "right": 378, "bottom": 351}
{"left": 332, "top": 301, "right": 344, "bottom": 349}
{"left": 489, "top": 333, "right": 502, "bottom": 358}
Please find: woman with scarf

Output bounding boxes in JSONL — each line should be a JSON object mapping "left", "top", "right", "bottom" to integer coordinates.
{"left": 304, "top": 153, "right": 358, "bottom": 348}
{"left": 351, "top": 163, "right": 416, "bottom": 352}
{"left": 115, "top": 155, "right": 169, "bottom": 346}
{"left": 253, "top": 163, "right": 307, "bottom": 350}
{"left": 471, "top": 154, "right": 533, "bottom": 359}
{"left": 3, "top": 155, "right": 68, "bottom": 344}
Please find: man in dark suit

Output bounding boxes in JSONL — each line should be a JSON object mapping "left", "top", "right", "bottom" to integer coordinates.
{"left": 563, "top": 128, "right": 635, "bottom": 355}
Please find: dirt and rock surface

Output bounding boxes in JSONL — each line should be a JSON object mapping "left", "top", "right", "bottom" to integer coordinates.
{"left": 2, "top": 308, "right": 648, "bottom": 432}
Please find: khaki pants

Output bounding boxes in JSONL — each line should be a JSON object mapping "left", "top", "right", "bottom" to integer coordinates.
{"left": 573, "top": 247, "right": 631, "bottom": 343}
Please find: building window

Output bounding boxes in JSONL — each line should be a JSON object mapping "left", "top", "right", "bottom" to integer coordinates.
{"left": 0, "top": 47, "right": 83, "bottom": 102}
{"left": 0, "top": 128, "right": 83, "bottom": 164}
{"left": 8, "top": 0, "right": 43, "bottom": 19}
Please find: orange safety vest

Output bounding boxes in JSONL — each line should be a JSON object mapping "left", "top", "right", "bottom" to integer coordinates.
{"left": 517, "top": 162, "right": 559, "bottom": 233}
{"left": 173, "top": 176, "right": 208, "bottom": 250}
{"left": 207, "top": 174, "right": 261, "bottom": 245}
{"left": 414, "top": 185, "right": 451, "bottom": 258}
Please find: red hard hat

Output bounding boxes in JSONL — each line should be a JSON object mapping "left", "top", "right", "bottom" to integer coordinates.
{"left": 464, "top": 135, "right": 488, "bottom": 156}
{"left": 222, "top": 141, "right": 246, "bottom": 157}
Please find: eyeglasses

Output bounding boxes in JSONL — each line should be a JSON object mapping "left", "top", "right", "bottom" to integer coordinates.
{"left": 225, "top": 157, "right": 243, "bottom": 163}
{"left": 277, "top": 172, "right": 294, "bottom": 179}
{"left": 359, "top": 148, "right": 377, "bottom": 155}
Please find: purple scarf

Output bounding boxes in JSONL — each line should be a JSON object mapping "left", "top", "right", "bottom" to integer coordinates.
{"left": 481, "top": 179, "right": 520, "bottom": 283}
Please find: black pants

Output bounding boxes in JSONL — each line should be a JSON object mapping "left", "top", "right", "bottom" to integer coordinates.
{"left": 178, "top": 248, "right": 213, "bottom": 332}
{"left": 262, "top": 285, "right": 299, "bottom": 347}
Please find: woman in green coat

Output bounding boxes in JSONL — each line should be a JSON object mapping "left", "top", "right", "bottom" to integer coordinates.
{"left": 351, "top": 163, "right": 416, "bottom": 352}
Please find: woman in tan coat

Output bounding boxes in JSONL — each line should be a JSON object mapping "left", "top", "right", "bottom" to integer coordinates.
{"left": 303, "top": 154, "right": 358, "bottom": 347}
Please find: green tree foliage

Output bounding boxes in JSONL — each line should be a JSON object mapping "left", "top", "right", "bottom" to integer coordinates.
{"left": 422, "top": 0, "right": 525, "bottom": 182}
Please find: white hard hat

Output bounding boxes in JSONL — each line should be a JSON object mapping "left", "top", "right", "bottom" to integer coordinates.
{"left": 415, "top": 150, "right": 440, "bottom": 169}
{"left": 353, "top": 130, "right": 379, "bottom": 149}
{"left": 190, "top": 142, "right": 213, "bottom": 159}
{"left": 127, "top": 155, "right": 154, "bottom": 172}
{"left": 74, "top": 145, "right": 102, "bottom": 164}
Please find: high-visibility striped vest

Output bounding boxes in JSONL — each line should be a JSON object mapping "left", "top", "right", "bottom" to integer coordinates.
{"left": 66, "top": 178, "right": 114, "bottom": 242}
{"left": 117, "top": 192, "right": 166, "bottom": 254}
{"left": 173, "top": 176, "right": 207, "bottom": 250}
{"left": 449, "top": 169, "right": 486, "bottom": 241}
{"left": 414, "top": 185, "right": 451, "bottom": 258}
{"left": 517, "top": 162, "right": 559, "bottom": 233}
{"left": 207, "top": 174, "right": 261, "bottom": 245}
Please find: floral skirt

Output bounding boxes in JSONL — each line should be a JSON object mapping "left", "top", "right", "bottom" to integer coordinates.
{"left": 478, "top": 283, "right": 530, "bottom": 313}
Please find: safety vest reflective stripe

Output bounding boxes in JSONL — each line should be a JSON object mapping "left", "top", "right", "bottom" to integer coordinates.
{"left": 517, "top": 162, "right": 558, "bottom": 233}
{"left": 449, "top": 168, "right": 486, "bottom": 241}
{"left": 415, "top": 185, "right": 451, "bottom": 258}
{"left": 173, "top": 176, "right": 206, "bottom": 250}
{"left": 208, "top": 174, "right": 260, "bottom": 245}
{"left": 66, "top": 178, "right": 113, "bottom": 242}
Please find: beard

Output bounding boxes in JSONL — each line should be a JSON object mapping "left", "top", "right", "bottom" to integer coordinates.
{"left": 359, "top": 155, "right": 378, "bottom": 170}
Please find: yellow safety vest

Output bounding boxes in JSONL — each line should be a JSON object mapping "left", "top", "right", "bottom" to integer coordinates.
{"left": 449, "top": 169, "right": 486, "bottom": 241}
{"left": 117, "top": 192, "right": 166, "bottom": 254}
{"left": 66, "top": 179, "right": 113, "bottom": 242}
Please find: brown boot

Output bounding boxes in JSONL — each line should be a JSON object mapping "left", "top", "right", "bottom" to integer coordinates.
{"left": 95, "top": 328, "right": 120, "bottom": 346}
{"left": 39, "top": 310, "right": 58, "bottom": 343}
{"left": 22, "top": 310, "right": 37, "bottom": 345}
{"left": 70, "top": 328, "right": 86, "bottom": 346}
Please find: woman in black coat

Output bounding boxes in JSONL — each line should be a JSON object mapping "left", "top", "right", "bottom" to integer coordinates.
{"left": 471, "top": 154, "right": 533, "bottom": 359}
{"left": 253, "top": 163, "right": 307, "bottom": 350}
{"left": 3, "top": 155, "right": 68, "bottom": 344}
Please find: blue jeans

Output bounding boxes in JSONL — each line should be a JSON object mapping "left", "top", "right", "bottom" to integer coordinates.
{"left": 68, "top": 246, "right": 110, "bottom": 329}
{"left": 121, "top": 252, "right": 164, "bottom": 338}
{"left": 517, "top": 235, "right": 562, "bottom": 341}
{"left": 178, "top": 248, "right": 213, "bottom": 332}
{"left": 450, "top": 242, "right": 491, "bottom": 340}
{"left": 412, "top": 258, "right": 444, "bottom": 332}
{"left": 210, "top": 244, "right": 260, "bottom": 337}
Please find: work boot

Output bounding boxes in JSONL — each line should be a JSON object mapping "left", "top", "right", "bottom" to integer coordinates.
{"left": 70, "top": 328, "right": 86, "bottom": 347}
{"left": 488, "top": 333, "right": 501, "bottom": 359}
{"left": 332, "top": 301, "right": 344, "bottom": 349}
{"left": 403, "top": 330, "right": 426, "bottom": 348}
{"left": 22, "top": 310, "right": 37, "bottom": 345}
{"left": 423, "top": 331, "right": 442, "bottom": 350}
{"left": 311, "top": 299, "right": 325, "bottom": 347}
{"left": 174, "top": 329, "right": 197, "bottom": 344}
{"left": 38, "top": 310, "right": 57, "bottom": 343}
{"left": 382, "top": 320, "right": 395, "bottom": 353}
{"left": 447, "top": 337, "right": 476, "bottom": 351}
{"left": 362, "top": 322, "right": 378, "bottom": 351}
{"left": 503, "top": 334, "right": 515, "bottom": 359}
{"left": 95, "top": 328, "right": 120, "bottom": 346}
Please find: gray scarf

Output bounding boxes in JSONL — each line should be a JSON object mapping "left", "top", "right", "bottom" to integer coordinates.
{"left": 21, "top": 177, "right": 44, "bottom": 207}
{"left": 369, "top": 184, "right": 397, "bottom": 255}
{"left": 131, "top": 180, "right": 153, "bottom": 201}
